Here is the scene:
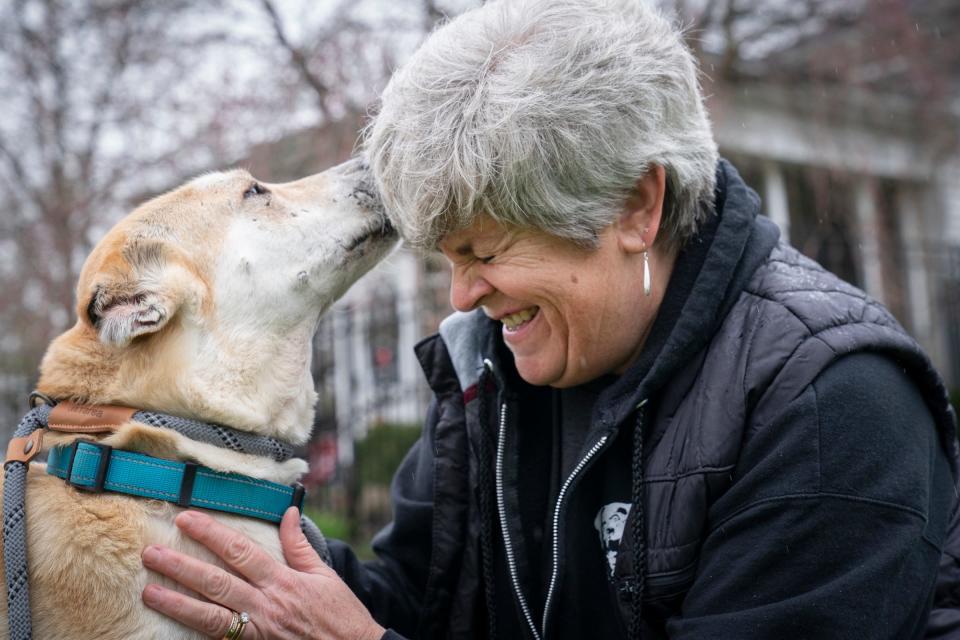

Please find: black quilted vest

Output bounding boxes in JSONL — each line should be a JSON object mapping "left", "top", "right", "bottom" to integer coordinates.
{"left": 411, "top": 160, "right": 960, "bottom": 639}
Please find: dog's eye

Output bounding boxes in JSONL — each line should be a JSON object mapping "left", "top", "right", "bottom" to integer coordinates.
{"left": 243, "top": 183, "right": 269, "bottom": 199}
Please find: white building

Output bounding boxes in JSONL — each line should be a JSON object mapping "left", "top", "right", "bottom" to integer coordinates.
{"left": 710, "top": 81, "right": 960, "bottom": 386}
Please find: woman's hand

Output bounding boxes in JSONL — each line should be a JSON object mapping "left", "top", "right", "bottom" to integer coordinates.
{"left": 141, "top": 507, "right": 385, "bottom": 640}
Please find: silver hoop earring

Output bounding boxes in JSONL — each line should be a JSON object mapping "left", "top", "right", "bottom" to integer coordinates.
{"left": 643, "top": 250, "right": 652, "bottom": 297}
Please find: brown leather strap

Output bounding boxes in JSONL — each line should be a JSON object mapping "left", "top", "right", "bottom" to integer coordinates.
{"left": 48, "top": 400, "right": 137, "bottom": 434}
{"left": 5, "top": 430, "right": 44, "bottom": 464}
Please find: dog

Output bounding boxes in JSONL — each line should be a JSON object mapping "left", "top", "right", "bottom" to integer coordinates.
{"left": 0, "top": 158, "right": 397, "bottom": 638}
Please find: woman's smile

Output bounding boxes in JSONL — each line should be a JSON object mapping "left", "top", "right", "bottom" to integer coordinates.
{"left": 500, "top": 306, "right": 539, "bottom": 332}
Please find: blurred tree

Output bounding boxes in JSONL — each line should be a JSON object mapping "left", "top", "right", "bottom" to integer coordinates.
{"left": 660, "top": 0, "right": 863, "bottom": 80}
{"left": 0, "top": 0, "right": 242, "bottom": 373}
{"left": 0, "top": 0, "right": 470, "bottom": 376}
{"left": 248, "top": 0, "right": 469, "bottom": 123}
{"left": 660, "top": 0, "right": 957, "bottom": 106}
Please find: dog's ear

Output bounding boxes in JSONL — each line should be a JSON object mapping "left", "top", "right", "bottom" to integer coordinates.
{"left": 86, "top": 287, "right": 175, "bottom": 347}
{"left": 84, "top": 241, "right": 184, "bottom": 347}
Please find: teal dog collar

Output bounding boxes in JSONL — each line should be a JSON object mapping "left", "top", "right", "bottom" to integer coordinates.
{"left": 46, "top": 440, "right": 305, "bottom": 523}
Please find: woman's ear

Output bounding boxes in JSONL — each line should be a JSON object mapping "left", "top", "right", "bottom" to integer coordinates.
{"left": 616, "top": 165, "right": 666, "bottom": 254}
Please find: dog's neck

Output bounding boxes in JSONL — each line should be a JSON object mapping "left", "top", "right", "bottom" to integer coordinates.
{"left": 36, "top": 317, "right": 318, "bottom": 446}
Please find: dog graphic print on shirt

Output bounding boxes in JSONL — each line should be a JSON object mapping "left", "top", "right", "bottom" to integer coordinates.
{"left": 594, "top": 502, "right": 632, "bottom": 576}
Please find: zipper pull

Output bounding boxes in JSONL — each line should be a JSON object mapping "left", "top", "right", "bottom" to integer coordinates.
{"left": 482, "top": 357, "right": 509, "bottom": 409}
{"left": 617, "top": 577, "right": 641, "bottom": 599}
{"left": 482, "top": 357, "right": 507, "bottom": 389}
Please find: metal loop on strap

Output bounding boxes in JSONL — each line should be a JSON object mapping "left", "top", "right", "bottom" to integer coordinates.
{"left": 28, "top": 391, "right": 56, "bottom": 409}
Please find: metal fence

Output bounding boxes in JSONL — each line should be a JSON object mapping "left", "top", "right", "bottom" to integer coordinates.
{"left": 301, "top": 256, "right": 453, "bottom": 545}
{"left": 305, "top": 299, "right": 435, "bottom": 481}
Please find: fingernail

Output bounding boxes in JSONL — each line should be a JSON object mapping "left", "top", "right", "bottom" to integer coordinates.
{"left": 142, "top": 584, "right": 164, "bottom": 605}
{"left": 176, "top": 510, "right": 200, "bottom": 527}
{"left": 142, "top": 545, "right": 160, "bottom": 564}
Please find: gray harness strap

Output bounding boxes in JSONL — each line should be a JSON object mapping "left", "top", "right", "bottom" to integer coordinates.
{"left": 129, "top": 411, "right": 295, "bottom": 462}
{"left": 3, "top": 403, "right": 331, "bottom": 640}
{"left": 3, "top": 404, "right": 50, "bottom": 640}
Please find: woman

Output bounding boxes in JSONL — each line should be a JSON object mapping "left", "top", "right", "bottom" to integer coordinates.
{"left": 141, "top": 0, "right": 960, "bottom": 638}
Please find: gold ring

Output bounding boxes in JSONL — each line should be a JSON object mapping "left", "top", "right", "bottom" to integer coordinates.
{"left": 222, "top": 610, "right": 249, "bottom": 640}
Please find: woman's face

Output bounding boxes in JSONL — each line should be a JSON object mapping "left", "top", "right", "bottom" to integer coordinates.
{"left": 439, "top": 214, "right": 662, "bottom": 388}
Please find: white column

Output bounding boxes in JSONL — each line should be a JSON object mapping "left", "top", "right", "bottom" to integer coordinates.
{"left": 896, "top": 186, "right": 931, "bottom": 338}
{"left": 350, "top": 302, "right": 375, "bottom": 439}
{"left": 332, "top": 306, "right": 355, "bottom": 467}
{"left": 934, "top": 158, "right": 960, "bottom": 387}
{"left": 762, "top": 161, "right": 790, "bottom": 243}
{"left": 935, "top": 157, "right": 960, "bottom": 245}
{"left": 899, "top": 185, "right": 953, "bottom": 381}
{"left": 853, "top": 176, "right": 885, "bottom": 302}
{"left": 395, "top": 250, "right": 422, "bottom": 424}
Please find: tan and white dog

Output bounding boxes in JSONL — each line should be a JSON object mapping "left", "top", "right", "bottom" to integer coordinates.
{"left": 0, "top": 158, "right": 397, "bottom": 638}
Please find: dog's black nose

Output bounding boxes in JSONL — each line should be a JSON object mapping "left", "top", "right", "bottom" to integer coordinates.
{"left": 349, "top": 182, "right": 385, "bottom": 215}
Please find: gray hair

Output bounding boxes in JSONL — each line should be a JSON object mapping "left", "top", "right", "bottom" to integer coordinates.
{"left": 364, "top": 0, "right": 718, "bottom": 251}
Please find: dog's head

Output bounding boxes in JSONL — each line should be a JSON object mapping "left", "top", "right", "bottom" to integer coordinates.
{"left": 39, "top": 158, "right": 398, "bottom": 441}
{"left": 81, "top": 158, "right": 394, "bottom": 346}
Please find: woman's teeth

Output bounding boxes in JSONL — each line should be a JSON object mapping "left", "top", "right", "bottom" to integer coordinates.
{"left": 502, "top": 307, "right": 538, "bottom": 331}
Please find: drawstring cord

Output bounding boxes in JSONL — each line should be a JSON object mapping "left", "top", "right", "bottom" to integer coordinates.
{"left": 630, "top": 401, "right": 648, "bottom": 640}
{"left": 477, "top": 363, "right": 499, "bottom": 640}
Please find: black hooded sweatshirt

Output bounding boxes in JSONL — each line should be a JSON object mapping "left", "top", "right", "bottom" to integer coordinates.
{"left": 328, "top": 160, "right": 960, "bottom": 639}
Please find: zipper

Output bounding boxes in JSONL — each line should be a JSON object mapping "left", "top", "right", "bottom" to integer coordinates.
{"left": 494, "top": 397, "right": 543, "bottom": 640}
{"left": 486, "top": 355, "right": 615, "bottom": 640}
{"left": 540, "top": 434, "right": 610, "bottom": 638}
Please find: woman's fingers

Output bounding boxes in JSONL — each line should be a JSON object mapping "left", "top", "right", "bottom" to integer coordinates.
{"left": 142, "top": 583, "right": 260, "bottom": 640}
{"left": 279, "top": 507, "right": 329, "bottom": 574}
{"left": 174, "top": 510, "right": 280, "bottom": 585}
{"left": 141, "top": 511, "right": 385, "bottom": 640}
{"left": 142, "top": 544, "right": 260, "bottom": 608}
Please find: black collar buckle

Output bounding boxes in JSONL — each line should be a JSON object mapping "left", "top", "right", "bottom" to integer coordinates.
{"left": 64, "top": 440, "right": 113, "bottom": 493}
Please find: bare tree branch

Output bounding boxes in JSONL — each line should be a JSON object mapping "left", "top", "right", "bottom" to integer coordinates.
{"left": 0, "top": 0, "right": 481, "bottom": 374}
{"left": 258, "top": 0, "right": 333, "bottom": 120}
